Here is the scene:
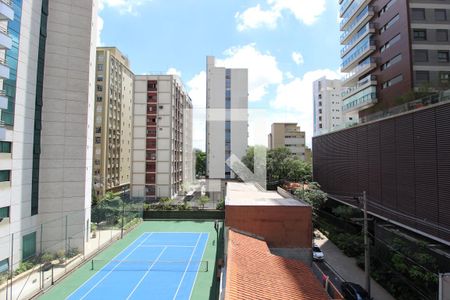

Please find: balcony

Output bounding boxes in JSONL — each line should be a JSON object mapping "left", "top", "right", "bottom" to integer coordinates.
{"left": 0, "top": 0, "right": 14, "bottom": 21}
{"left": 0, "top": 90, "right": 7, "bottom": 110}
{"left": 0, "top": 120, "right": 5, "bottom": 140}
{"left": 341, "top": 37, "right": 376, "bottom": 73}
{"left": 342, "top": 86, "right": 377, "bottom": 113}
{"left": 340, "top": 6, "right": 375, "bottom": 45}
{"left": 340, "top": 0, "right": 371, "bottom": 30}
{"left": 341, "top": 23, "right": 375, "bottom": 58}
{"left": 342, "top": 57, "right": 377, "bottom": 86}
{"left": 0, "top": 26, "right": 11, "bottom": 49}
{"left": 342, "top": 75, "right": 377, "bottom": 100}
{"left": 0, "top": 58, "right": 9, "bottom": 79}
{"left": 340, "top": 0, "right": 354, "bottom": 17}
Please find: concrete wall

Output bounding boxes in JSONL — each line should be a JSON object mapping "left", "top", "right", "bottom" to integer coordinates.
{"left": 225, "top": 205, "right": 312, "bottom": 248}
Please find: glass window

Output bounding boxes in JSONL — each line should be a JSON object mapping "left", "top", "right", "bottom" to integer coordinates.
{"left": 382, "top": 74, "right": 403, "bottom": 89}
{"left": 435, "top": 9, "right": 447, "bottom": 21}
{"left": 0, "top": 258, "right": 8, "bottom": 273}
{"left": 437, "top": 29, "right": 449, "bottom": 42}
{"left": 414, "top": 50, "right": 428, "bottom": 62}
{"left": 0, "top": 142, "right": 11, "bottom": 153}
{"left": 413, "top": 29, "right": 427, "bottom": 41}
{"left": 438, "top": 51, "right": 450, "bottom": 63}
{"left": 0, "top": 206, "right": 9, "bottom": 219}
{"left": 22, "top": 232, "right": 37, "bottom": 260}
{"left": 416, "top": 71, "right": 430, "bottom": 83}
{"left": 97, "top": 64, "right": 103, "bottom": 71}
{"left": 412, "top": 8, "right": 425, "bottom": 20}
{"left": 0, "top": 170, "right": 10, "bottom": 182}
{"left": 440, "top": 72, "right": 450, "bottom": 84}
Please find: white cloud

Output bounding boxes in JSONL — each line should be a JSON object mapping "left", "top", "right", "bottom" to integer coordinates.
{"left": 270, "top": 69, "right": 342, "bottom": 146}
{"left": 97, "top": 14, "right": 104, "bottom": 46}
{"left": 216, "top": 44, "right": 282, "bottom": 102}
{"left": 99, "top": 0, "right": 152, "bottom": 14}
{"left": 166, "top": 67, "right": 182, "bottom": 77}
{"left": 291, "top": 51, "right": 304, "bottom": 65}
{"left": 235, "top": 0, "right": 326, "bottom": 31}
{"left": 235, "top": 4, "right": 280, "bottom": 31}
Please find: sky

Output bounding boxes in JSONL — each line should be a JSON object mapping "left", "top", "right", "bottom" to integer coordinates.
{"left": 98, "top": 0, "right": 343, "bottom": 150}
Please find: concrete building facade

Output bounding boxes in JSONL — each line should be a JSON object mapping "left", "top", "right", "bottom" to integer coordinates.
{"left": 339, "top": 0, "right": 450, "bottom": 120}
{"left": 0, "top": 0, "right": 98, "bottom": 270}
{"left": 93, "top": 47, "right": 133, "bottom": 198}
{"left": 313, "top": 78, "right": 345, "bottom": 136}
{"left": 206, "top": 56, "right": 248, "bottom": 180}
{"left": 268, "top": 123, "right": 306, "bottom": 160}
{"left": 131, "top": 75, "right": 193, "bottom": 202}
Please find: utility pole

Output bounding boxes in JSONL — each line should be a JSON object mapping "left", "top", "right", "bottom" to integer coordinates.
{"left": 362, "top": 191, "right": 371, "bottom": 297}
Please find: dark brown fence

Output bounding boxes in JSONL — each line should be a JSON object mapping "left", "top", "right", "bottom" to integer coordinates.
{"left": 313, "top": 102, "right": 450, "bottom": 244}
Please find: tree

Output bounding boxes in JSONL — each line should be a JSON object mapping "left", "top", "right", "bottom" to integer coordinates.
{"left": 91, "top": 192, "right": 123, "bottom": 224}
{"left": 294, "top": 182, "right": 327, "bottom": 219}
{"left": 198, "top": 195, "right": 210, "bottom": 210}
{"left": 195, "top": 149, "right": 206, "bottom": 177}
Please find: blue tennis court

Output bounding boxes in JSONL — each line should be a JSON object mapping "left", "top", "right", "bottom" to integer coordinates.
{"left": 66, "top": 232, "right": 209, "bottom": 300}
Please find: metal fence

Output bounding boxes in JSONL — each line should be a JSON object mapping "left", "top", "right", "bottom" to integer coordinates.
{"left": 0, "top": 197, "right": 143, "bottom": 300}
{"left": 311, "top": 262, "right": 344, "bottom": 300}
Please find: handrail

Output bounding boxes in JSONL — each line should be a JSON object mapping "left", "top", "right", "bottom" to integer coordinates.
{"left": 0, "top": 26, "right": 8, "bottom": 35}
{"left": 0, "top": 0, "right": 12, "bottom": 7}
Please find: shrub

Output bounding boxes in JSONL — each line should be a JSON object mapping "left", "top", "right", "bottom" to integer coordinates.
{"left": 56, "top": 250, "right": 66, "bottom": 263}
{"left": 67, "top": 247, "right": 79, "bottom": 258}
{"left": 14, "top": 260, "right": 35, "bottom": 276}
{"left": 40, "top": 252, "right": 54, "bottom": 263}
{"left": 216, "top": 199, "right": 225, "bottom": 210}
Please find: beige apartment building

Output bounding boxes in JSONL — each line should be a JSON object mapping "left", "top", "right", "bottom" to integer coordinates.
{"left": 93, "top": 47, "right": 134, "bottom": 197}
{"left": 268, "top": 123, "right": 306, "bottom": 160}
{"left": 131, "top": 75, "right": 193, "bottom": 202}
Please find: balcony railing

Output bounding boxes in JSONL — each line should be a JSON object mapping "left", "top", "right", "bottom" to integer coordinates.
{"left": 340, "top": 0, "right": 369, "bottom": 30}
{"left": 341, "top": 23, "right": 375, "bottom": 57}
{"left": 0, "top": 0, "right": 12, "bottom": 7}
{"left": 340, "top": 0, "right": 354, "bottom": 17}
{"left": 343, "top": 86, "right": 377, "bottom": 112}
{"left": 340, "top": 6, "right": 374, "bottom": 43}
{"left": 342, "top": 75, "right": 377, "bottom": 99}
{"left": 341, "top": 38, "right": 376, "bottom": 71}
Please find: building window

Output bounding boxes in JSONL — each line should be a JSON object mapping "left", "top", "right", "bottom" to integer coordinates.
{"left": 97, "top": 76, "right": 103, "bottom": 82}
{"left": 319, "top": 124, "right": 322, "bottom": 128}
{"left": 97, "top": 64, "right": 103, "bottom": 71}
{"left": 147, "top": 81, "right": 157, "bottom": 91}
{"left": 319, "top": 109, "right": 322, "bottom": 114}
{"left": 382, "top": 74, "right": 403, "bottom": 89}
{"left": 22, "top": 232, "right": 37, "bottom": 260}
{"left": 381, "top": 54, "right": 402, "bottom": 70}
{"left": 380, "top": 14, "right": 399, "bottom": 33}
{"left": 0, "top": 142, "right": 11, "bottom": 153}
{"left": 440, "top": 72, "right": 450, "bottom": 84}
{"left": 96, "top": 96, "right": 102, "bottom": 102}
{"left": 412, "top": 8, "right": 425, "bottom": 20}
{"left": 0, "top": 170, "right": 10, "bottom": 182}
{"left": 414, "top": 50, "right": 428, "bottom": 62}
{"left": 379, "top": 0, "right": 397, "bottom": 17}
{"left": 438, "top": 51, "right": 450, "bottom": 63}
{"left": 0, "top": 258, "right": 8, "bottom": 273}
{"left": 415, "top": 71, "right": 430, "bottom": 83}
{"left": 97, "top": 85, "right": 103, "bottom": 92}
{"left": 318, "top": 101, "right": 322, "bottom": 107}
{"left": 0, "top": 206, "right": 9, "bottom": 220}
{"left": 437, "top": 29, "right": 449, "bottom": 42}
{"left": 95, "top": 127, "right": 101, "bottom": 134}
{"left": 435, "top": 9, "right": 447, "bottom": 21}
{"left": 413, "top": 29, "right": 427, "bottom": 41}
{"left": 95, "top": 137, "right": 101, "bottom": 144}
{"left": 380, "top": 34, "right": 401, "bottom": 53}
{"left": 94, "top": 160, "right": 101, "bottom": 165}
{"left": 147, "top": 150, "right": 156, "bottom": 160}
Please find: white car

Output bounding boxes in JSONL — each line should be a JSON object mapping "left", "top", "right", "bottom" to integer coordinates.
{"left": 312, "top": 245, "right": 324, "bottom": 261}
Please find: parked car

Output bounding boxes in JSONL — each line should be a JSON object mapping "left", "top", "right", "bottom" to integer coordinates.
{"left": 341, "top": 282, "right": 371, "bottom": 300}
{"left": 312, "top": 245, "right": 324, "bottom": 261}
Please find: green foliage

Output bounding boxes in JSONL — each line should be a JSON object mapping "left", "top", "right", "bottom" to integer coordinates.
{"left": 195, "top": 149, "right": 206, "bottom": 177}
{"left": 40, "top": 252, "right": 54, "bottom": 263}
{"left": 333, "top": 232, "right": 364, "bottom": 257}
{"left": 123, "top": 218, "right": 142, "bottom": 231}
{"left": 159, "top": 197, "right": 173, "bottom": 210}
{"left": 332, "top": 205, "right": 361, "bottom": 220}
{"left": 56, "top": 250, "right": 66, "bottom": 263}
{"left": 241, "top": 146, "right": 312, "bottom": 184}
{"left": 67, "top": 247, "right": 79, "bottom": 258}
{"left": 198, "top": 196, "right": 210, "bottom": 209}
{"left": 91, "top": 192, "right": 123, "bottom": 224}
{"left": 216, "top": 199, "right": 225, "bottom": 210}
{"left": 294, "top": 182, "right": 327, "bottom": 210}
{"left": 14, "top": 260, "right": 36, "bottom": 276}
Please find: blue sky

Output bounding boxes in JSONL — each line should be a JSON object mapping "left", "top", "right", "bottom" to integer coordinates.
{"left": 98, "top": 0, "right": 343, "bottom": 149}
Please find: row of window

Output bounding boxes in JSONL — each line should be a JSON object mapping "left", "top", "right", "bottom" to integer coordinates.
{"left": 411, "top": 8, "right": 448, "bottom": 22}
{"left": 382, "top": 74, "right": 403, "bottom": 89}
{"left": 414, "top": 29, "right": 449, "bottom": 42}
{"left": 416, "top": 71, "right": 450, "bottom": 84}
{"left": 414, "top": 50, "right": 450, "bottom": 63}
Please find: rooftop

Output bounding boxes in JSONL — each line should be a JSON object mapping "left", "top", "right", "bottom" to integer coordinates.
{"left": 225, "top": 230, "right": 329, "bottom": 300}
{"left": 225, "top": 182, "right": 307, "bottom": 207}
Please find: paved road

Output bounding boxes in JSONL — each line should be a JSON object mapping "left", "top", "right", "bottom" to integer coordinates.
{"left": 314, "top": 230, "right": 396, "bottom": 300}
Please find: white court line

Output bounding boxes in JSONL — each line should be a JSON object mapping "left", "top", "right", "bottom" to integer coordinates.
{"left": 140, "top": 245, "right": 194, "bottom": 248}
{"left": 78, "top": 233, "right": 154, "bottom": 300}
{"left": 125, "top": 246, "right": 168, "bottom": 300}
{"left": 65, "top": 232, "right": 148, "bottom": 300}
{"left": 172, "top": 233, "right": 202, "bottom": 300}
{"left": 188, "top": 233, "right": 210, "bottom": 300}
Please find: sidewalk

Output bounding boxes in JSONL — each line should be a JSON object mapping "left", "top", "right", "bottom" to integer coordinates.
{"left": 314, "top": 230, "right": 396, "bottom": 300}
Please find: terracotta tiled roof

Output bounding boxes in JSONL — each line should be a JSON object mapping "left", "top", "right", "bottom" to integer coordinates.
{"left": 225, "top": 230, "right": 329, "bottom": 300}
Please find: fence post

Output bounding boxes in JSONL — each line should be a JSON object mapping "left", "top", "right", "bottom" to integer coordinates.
{"left": 9, "top": 233, "right": 14, "bottom": 300}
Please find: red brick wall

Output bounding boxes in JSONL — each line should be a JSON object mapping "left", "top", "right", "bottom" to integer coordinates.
{"left": 225, "top": 205, "right": 312, "bottom": 248}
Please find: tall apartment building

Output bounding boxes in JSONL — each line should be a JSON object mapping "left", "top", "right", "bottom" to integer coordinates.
{"left": 339, "top": 0, "right": 450, "bottom": 119}
{"left": 131, "top": 75, "right": 193, "bottom": 202}
{"left": 268, "top": 123, "right": 306, "bottom": 160}
{"left": 313, "top": 77, "right": 345, "bottom": 136}
{"left": 93, "top": 47, "right": 133, "bottom": 198}
{"left": 206, "top": 56, "right": 248, "bottom": 179}
{"left": 0, "top": 0, "right": 97, "bottom": 270}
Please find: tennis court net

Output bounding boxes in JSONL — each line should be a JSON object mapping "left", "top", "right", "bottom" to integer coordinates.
{"left": 90, "top": 259, "right": 209, "bottom": 272}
